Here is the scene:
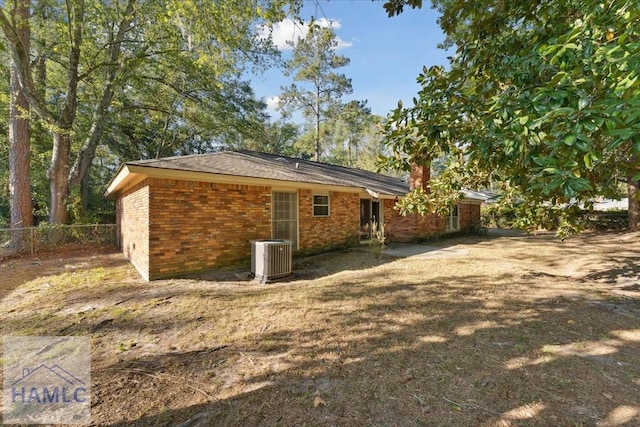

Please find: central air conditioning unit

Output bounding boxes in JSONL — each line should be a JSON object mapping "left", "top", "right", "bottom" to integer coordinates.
{"left": 251, "top": 240, "right": 293, "bottom": 283}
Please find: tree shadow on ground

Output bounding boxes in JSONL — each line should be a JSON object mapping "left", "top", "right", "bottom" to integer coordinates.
{"left": 3, "top": 231, "right": 639, "bottom": 426}
{"left": 582, "top": 256, "right": 640, "bottom": 293}
{"left": 96, "top": 267, "right": 640, "bottom": 427}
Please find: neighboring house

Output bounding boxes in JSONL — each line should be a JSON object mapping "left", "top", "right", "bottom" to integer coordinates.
{"left": 105, "top": 150, "right": 485, "bottom": 280}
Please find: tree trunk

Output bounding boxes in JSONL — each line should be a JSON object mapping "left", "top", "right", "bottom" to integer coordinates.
{"left": 2, "top": 0, "right": 89, "bottom": 226}
{"left": 314, "top": 76, "right": 320, "bottom": 162}
{"left": 8, "top": 0, "right": 32, "bottom": 251}
{"left": 68, "top": 0, "right": 136, "bottom": 213}
{"left": 47, "top": 0, "right": 83, "bottom": 224}
{"left": 69, "top": 107, "right": 109, "bottom": 215}
{"left": 629, "top": 170, "right": 639, "bottom": 232}
{"left": 315, "top": 108, "right": 320, "bottom": 162}
{"left": 48, "top": 132, "right": 71, "bottom": 224}
{"left": 9, "top": 65, "right": 33, "bottom": 227}
{"left": 80, "top": 170, "right": 90, "bottom": 212}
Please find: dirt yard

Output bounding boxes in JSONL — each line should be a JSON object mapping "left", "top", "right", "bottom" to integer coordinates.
{"left": 1, "top": 231, "right": 639, "bottom": 426}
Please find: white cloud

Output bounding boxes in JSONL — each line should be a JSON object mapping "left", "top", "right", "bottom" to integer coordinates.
{"left": 257, "top": 18, "right": 353, "bottom": 51}
{"left": 265, "top": 96, "right": 281, "bottom": 110}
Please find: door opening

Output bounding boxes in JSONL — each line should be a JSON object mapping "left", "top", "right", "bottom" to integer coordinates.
{"left": 360, "top": 199, "right": 380, "bottom": 240}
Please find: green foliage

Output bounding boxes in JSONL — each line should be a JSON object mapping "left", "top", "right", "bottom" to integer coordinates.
{"left": 107, "top": 79, "right": 270, "bottom": 159}
{"left": 326, "top": 100, "right": 373, "bottom": 166}
{"left": 1, "top": 0, "right": 303, "bottom": 223}
{"left": 279, "top": 22, "right": 353, "bottom": 161}
{"left": 0, "top": 45, "right": 9, "bottom": 226}
{"left": 481, "top": 204, "right": 517, "bottom": 229}
{"left": 239, "top": 121, "right": 300, "bottom": 156}
{"left": 383, "top": 0, "right": 423, "bottom": 17}
{"left": 382, "top": 0, "right": 640, "bottom": 235}
{"left": 481, "top": 197, "right": 628, "bottom": 235}
{"left": 294, "top": 108, "right": 394, "bottom": 174}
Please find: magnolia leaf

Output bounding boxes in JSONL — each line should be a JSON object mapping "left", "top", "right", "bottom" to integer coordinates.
{"left": 578, "top": 97, "right": 590, "bottom": 111}
{"left": 583, "top": 153, "right": 593, "bottom": 169}
{"left": 564, "top": 135, "right": 576, "bottom": 146}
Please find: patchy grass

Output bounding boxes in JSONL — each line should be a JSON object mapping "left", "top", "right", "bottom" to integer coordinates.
{"left": 1, "top": 232, "right": 640, "bottom": 426}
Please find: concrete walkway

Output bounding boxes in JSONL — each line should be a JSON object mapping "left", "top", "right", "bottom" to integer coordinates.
{"left": 381, "top": 243, "right": 470, "bottom": 259}
{"left": 366, "top": 229, "right": 527, "bottom": 260}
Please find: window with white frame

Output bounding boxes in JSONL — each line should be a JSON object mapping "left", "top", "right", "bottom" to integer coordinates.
{"left": 446, "top": 204, "right": 459, "bottom": 231}
{"left": 313, "top": 194, "right": 330, "bottom": 217}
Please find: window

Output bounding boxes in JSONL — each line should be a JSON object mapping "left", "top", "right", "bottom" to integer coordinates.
{"left": 446, "top": 204, "right": 459, "bottom": 232}
{"left": 313, "top": 194, "right": 330, "bottom": 217}
{"left": 272, "top": 192, "right": 298, "bottom": 248}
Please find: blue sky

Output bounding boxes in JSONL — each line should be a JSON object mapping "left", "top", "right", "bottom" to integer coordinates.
{"left": 250, "top": 0, "right": 451, "bottom": 120}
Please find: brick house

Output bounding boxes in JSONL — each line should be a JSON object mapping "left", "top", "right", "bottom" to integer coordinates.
{"left": 105, "top": 150, "right": 484, "bottom": 280}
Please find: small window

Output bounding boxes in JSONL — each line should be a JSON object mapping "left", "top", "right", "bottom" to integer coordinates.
{"left": 447, "top": 204, "right": 459, "bottom": 231}
{"left": 313, "top": 195, "right": 330, "bottom": 217}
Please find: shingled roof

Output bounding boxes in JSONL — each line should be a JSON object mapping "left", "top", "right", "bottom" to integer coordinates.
{"left": 108, "top": 150, "right": 410, "bottom": 197}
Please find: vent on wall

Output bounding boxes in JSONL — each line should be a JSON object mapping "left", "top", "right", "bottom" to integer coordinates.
{"left": 251, "top": 240, "right": 292, "bottom": 283}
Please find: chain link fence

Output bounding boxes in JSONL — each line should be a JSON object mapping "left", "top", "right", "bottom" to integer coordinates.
{"left": 0, "top": 224, "right": 118, "bottom": 257}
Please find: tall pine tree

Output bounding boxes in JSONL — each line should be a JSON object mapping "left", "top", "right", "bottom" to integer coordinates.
{"left": 279, "top": 22, "right": 352, "bottom": 161}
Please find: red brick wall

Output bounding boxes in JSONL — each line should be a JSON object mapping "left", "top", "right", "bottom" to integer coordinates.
{"left": 117, "top": 181, "right": 150, "bottom": 280}
{"left": 117, "top": 179, "right": 364, "bottom": 280}
{"left": 116, "top": 175, "right": 482, "bottom": 280}
{"left": 147, "top": 178, "right": 272, "bottom": 280}
{"left": 298, "top": 190, "right": 360, "bottom": 251}
{"left": 383, "top": 199, "right": 481, "bottom": 241}
{"left": 459, "top": 203, "right": 481, "bottom": 231}
{"left": 383, "top": 199, "right": 446, "bottom": 242}
{"left": 383, "top": 159, "right": 447, "bottom": 242}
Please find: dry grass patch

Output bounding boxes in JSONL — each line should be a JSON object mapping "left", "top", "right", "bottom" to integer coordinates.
{"left": 1, "top": 232, "right": 639, "bottom": 426}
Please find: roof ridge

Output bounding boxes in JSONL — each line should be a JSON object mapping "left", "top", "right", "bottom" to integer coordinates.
{"left": 234, "top": 150, "right": 405, "bottom": 182}
{"left": 131, "top": 151, "right": 222, "bottom": 165}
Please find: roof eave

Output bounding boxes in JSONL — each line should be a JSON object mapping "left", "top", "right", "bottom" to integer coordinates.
{"left": 105, "top": 163, "right": 406, "bottom": 198}
{"left": 460, "top": 197, "right": 485, "bottom": 204}
{"left": 104, "top": 164, "right": 148, "bottom": 198}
